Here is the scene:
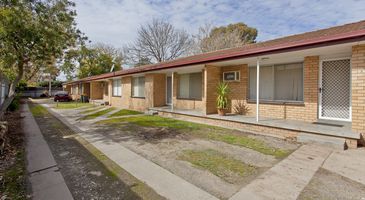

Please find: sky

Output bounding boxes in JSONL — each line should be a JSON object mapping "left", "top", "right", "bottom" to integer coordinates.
{"left": 73, "top": 0, "right": 365, "bottom": 46}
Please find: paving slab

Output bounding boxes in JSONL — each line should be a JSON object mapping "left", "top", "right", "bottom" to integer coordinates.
{"left": 229, "top": 144, "right": 333, "bottom": 200}
{"left": 22, "top": 104, "right": 73, "bottom": 200}
{"left": 323, "top": 148, "right": 365, "bottom": 185}
{"left": 79, "top": 131, "right": 219, "bottom": 200}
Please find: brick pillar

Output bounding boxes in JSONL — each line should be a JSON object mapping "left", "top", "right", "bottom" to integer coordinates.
{"left": 90, "top": 82, "right": 94, "bottom": 100}
{"left": 108, "top": 80, "right": 112, "bottom": 104}
{"left": 172, "top": 72, "right": 178, "bottom": 109}
{"left": 204, "top": 65, "right": 221, "bottom": 114}
{"left": 303, "top": 56, "right": 319, "bottom": 122}
{"left": 153, "top": 74, "right": 166, "bottom": 107}
{"left": 144, "top": 74, "right": 166, "bottom": 108}
{"left": 351, "top": 45, "right": 365, "bottom": 133}
{"left": 145, "top": 74, "right": 154, "bottom": 108}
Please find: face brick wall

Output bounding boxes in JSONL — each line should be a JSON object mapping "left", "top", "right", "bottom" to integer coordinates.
{"left": 90, "top": 82, "right": 103, "bottom": 100}
{"left": 173, "top": 72, "right": 205, "bottom": 111}
{"left": 351, "top": 45, "right": 365, "bottom": 133}
{"left": 121, "top": 76, "right": 146, "bottom": 111}
{"left": 204, "top": 65, "right": 221, "bottom": 114}
{"left": 102, "top": 81, "right": 110, "bottom": 102}
{"left": 82, "top": 83, "right": 90, "bottom": 97}
{"left": 152, "top": 74, "right": 167, "bottom": 107}
{"left": 244, "top": 56, "right": 319, "bottom": 122}
{"left": 110, "top": 78, "right": 123, "bottom": 107}
{"left": 221, "top": 64, "right": 248, "bottom": 113}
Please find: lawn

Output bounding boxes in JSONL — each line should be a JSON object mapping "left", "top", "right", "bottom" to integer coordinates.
{"left": 97, "top": 115, "right": 291, "bottom": 158}
{"left": 81, "top": 107, "right": 116, "bottom": 120}
{"left": 53, "top": 102, "right": 93, "bottom": 109}
{"left": 30, "top": 104, "right": 49, "bottom": 117}
{"left": 108, "top": 109, "right": 142, "bottom": 118}
{"left": 179, "top": 149, "right": 256, "bottom": 183}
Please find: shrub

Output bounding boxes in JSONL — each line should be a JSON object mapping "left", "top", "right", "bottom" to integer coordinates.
{"left": 233, "top": 100, "right": 250, "bottom": 115}
{"left": 8, "top": 95, "right": 21, "bottom": 111}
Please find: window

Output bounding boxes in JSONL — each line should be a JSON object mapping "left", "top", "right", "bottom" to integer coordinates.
{"left": 112, "top": 79, "right": 122, "bottom": 96}
{"left": 249, "top": 63, "right": 303, "bottom": 101}
{"left": 132, "top": 76, "right": 145, "bottom": 98}
{"left": 178, "top": 72, "right": 202, "bottom": 99}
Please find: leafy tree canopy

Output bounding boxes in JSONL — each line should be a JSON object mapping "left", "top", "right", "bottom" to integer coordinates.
{"left": 62, "top": 44, "right": 123, "bottom": 80}
{"left": 196, "top": 22, "right": 258, "bottom": 53}
{"left": 0, "top": 0, "right": 85, "bottom": 117}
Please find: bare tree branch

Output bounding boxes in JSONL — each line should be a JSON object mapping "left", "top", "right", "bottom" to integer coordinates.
{"left": 124, "top": 19, "right": 193, "bottom": 66}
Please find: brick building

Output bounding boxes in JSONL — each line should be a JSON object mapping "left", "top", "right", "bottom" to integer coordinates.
{"left": 64, "top": 20, "right": 365, "bottom": 148}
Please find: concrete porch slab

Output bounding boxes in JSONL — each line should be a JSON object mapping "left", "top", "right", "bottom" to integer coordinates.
{"left": 150, "top": 107, "right": 359, "bottom": 140}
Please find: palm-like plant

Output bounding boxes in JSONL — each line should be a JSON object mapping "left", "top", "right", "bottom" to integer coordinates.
{"left": 216, "top": 82, "right": 230, "bottom": 115}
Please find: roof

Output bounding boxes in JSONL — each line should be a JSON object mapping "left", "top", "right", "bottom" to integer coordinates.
{"left": 66, "top": 20, "right": 365, "bottom": 85}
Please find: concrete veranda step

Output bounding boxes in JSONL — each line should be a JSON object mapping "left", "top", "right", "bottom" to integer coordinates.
{"left": 297, "top": 132, "right": 346, "bottom": 149}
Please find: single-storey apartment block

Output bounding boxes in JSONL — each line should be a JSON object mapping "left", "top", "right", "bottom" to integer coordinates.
{"left": 64, "top": 20, "right": 365, "bottom": 148}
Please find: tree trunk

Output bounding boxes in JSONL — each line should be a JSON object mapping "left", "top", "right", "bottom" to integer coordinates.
{"left": 0, "top": 60, "right": 24, "bottom": 120}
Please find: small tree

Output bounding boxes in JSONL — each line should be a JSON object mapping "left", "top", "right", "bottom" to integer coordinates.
{"left": 0, "top": 0, "right": 85, "bottom": 118}
{"left": 124, "top": 19, "right": 193, "bottom": 66}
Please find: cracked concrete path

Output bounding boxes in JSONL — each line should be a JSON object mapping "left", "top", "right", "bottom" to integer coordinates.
{"left": 229, "top": 144, "right": 333, "bottom": 200}
{"left": 22, "top": 104, "right": 73, "bottom": 200}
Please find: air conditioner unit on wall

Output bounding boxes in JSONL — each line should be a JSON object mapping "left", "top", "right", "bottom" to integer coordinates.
{"left": 223, "top": 71, "right": 240, "bottom": 82}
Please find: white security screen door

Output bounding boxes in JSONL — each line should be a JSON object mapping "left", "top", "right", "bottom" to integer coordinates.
{"left": 166, "top": 76, "right": 172, "bottom": 105}
{"left": 319, "top": 59, "right": 351, "bottom": 121}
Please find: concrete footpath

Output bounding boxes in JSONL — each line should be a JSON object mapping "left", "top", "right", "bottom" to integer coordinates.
{"left": 22, "top": 104, "right": 73, "bottom": 200}
{"left": 230, "top": 144, "right": 332, "bottom": 200}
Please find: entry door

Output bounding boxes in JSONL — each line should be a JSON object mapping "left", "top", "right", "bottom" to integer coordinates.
{"left": 319, "top": 59, "right": 351, "bottom": 121}
{"left": 166, "top": 76, "right": 172, "bottom": 105}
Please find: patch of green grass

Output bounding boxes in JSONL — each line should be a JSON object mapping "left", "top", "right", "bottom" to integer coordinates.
{"left": 79, "top": 106, "right": 105, "bottom": 114}
{"left": 1, "top": 151, "right": 26, "bottom": 200}
{"left": 97, "top": 115, "right": 290, "bottom": 158}
{"left": 54, "top": 102, "right": 93, "bottom": 109}
{"left": 30, "top": 104, "right": 49, "bottom": 117}
{"left": 108, "top": 109, "right": 142, "bottom": 118}
{"left": 195, "top": 131, "right": 290, "bottom": 159}
{"left": 81, "top": 107, "right": 116, "bottom": 120}
{"left": 179, "top": 149, "right": 256, "bottom": 183}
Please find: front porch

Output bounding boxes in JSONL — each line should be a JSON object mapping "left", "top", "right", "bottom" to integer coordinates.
{"left": 150, "top": 106, "right": 360, "bottom": 149}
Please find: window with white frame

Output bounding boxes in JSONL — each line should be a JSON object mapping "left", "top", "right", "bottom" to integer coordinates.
{"left": 132, "top": 76, "right": 145, "bottom": 98}
{"left": 249, "top": 62, "right": 303, "bottom": 101}
{"left": 178, "top": 72, "right": 202, "bottom": 99}
{"left": 112, "top": 79, "right": 122, "bottom": 96}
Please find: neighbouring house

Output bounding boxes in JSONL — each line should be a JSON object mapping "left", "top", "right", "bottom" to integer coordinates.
{"left": 0, "top": 73, "right": 9, "bottom": 107}
{"left": 64, "top": 20, "right": 365, "bottom": 149}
